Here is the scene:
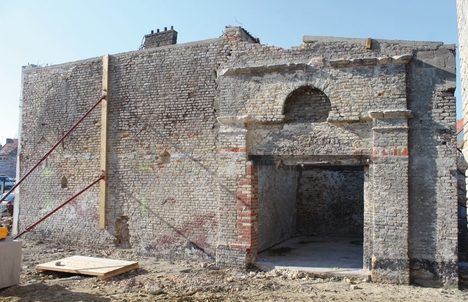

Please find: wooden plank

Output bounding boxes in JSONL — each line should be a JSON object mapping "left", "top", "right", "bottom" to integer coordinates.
{"left": 366, "top": 38, "right": 372, "bottom": 49}
{"left": 100, "top": 54, "right": 109, "bottom": 229}
{"left": 36, "top": 256, "right": 139, "bottom": 279}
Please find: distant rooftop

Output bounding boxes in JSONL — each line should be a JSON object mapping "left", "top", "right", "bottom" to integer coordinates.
{"left": 0, "top": 138, "right": 18, "bottom": 155}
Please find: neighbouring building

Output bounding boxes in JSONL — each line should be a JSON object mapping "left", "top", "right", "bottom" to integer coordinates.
{"left": 458, "top": 0, "right": 468, "bottom": 270}
{"left": 0, "top": 138, "right": 18, "bottom": 178}
{"left": 16, "top": 26, "right": 458, "bottom": 287}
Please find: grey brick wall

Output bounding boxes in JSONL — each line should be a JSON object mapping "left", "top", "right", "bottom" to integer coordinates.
{"left": 407, "top": 46, "right": 458, "bottom": 287}
{"left": 20, "top": 58, "right": 107, "bottom": 245}
{"left": 297, "top": 167, "right": 364, "bottom": 238}
{"left": 142, "top": 28, "right": 177, "bottom": 49}
{"left": 459, "top": 0, "right": 468, "bottom": 137}
{"left": 18, "top": 27, "right": 458, "bottom": 287}
{"left": 458, "top": 0, "right": 468, "bottom": 264}
{"left": 257, "top": 165, "right": 297, "bottom": 252}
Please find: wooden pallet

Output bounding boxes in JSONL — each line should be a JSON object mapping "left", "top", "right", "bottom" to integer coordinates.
{"left": 36, "top": 255, "right": 139, "bottom": 279}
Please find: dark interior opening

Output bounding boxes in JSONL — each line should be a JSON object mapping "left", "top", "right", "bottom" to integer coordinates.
{"left": 257, "top": 163, "right": 365, "bottom": 270}
{"left": 296, "top": 166, "right": 364, "bottom": 239}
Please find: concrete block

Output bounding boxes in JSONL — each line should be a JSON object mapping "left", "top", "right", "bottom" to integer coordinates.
{"left": 0, "top": 238, "right": 21, "bottom": 289}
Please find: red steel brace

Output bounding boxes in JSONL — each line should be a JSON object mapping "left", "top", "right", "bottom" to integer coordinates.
{"left": 0, "top": 94, "right": 107, "bottom": 203}
{"left": 14, "top": 174, "right": 105, "bottom": 239}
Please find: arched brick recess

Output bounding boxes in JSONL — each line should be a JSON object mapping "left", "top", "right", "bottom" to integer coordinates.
{"left": 283, "top": 86, "right": 331, "bottom": 123}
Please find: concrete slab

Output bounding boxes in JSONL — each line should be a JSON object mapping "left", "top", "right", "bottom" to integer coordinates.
{"left": 0, "top": 237, "right": 22, "bottom": 289}
{"left": 256, "top": 236, "right": 370, "bottom": 277}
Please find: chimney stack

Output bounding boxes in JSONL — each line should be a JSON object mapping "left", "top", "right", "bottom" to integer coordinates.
{"left": 142, "top": 26, "right": 178, "bottom": 49}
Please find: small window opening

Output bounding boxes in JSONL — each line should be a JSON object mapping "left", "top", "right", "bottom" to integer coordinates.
{"left": 61, "top": 176, "right": 68, "bottom": 189}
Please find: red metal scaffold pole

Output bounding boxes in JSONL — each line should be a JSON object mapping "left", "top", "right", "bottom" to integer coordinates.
{"left": 14, "top": 174, "right": 105, "bottom": 239}
{"left": 0, "top": 94, "right": 107, "bottom": 203}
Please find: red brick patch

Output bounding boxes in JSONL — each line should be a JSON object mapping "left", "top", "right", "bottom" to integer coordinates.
{"left": 220, "top": 147, "right": 247, "bottom": 153}
{"left": 232, "top": 163, "right": 259, "bottom": 254}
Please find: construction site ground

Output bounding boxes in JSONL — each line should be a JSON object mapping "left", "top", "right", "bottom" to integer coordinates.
{"left": 0, "top": 221, "right": 467, "bottom": 301}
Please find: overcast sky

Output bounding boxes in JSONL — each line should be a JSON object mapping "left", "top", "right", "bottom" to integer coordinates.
{"left": 0, "top": 0, "right": 461, "bottom": 144}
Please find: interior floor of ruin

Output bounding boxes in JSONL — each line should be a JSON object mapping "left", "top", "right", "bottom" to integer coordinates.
{"left": 256, "top": 236, "right": 369, "bottom": 277}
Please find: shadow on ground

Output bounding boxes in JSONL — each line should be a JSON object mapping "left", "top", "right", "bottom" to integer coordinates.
{"left": 0, "top": 283, "right": 110, "bottom": 302}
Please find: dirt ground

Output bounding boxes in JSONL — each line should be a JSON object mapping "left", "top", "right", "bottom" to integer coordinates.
{"left": 0, "top": 212, "right": 466, "bottom": 302}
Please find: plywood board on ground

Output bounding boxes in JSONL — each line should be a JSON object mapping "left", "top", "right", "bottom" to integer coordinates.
{"left": 36, "top": 255, "right": 139, "bottom": 279}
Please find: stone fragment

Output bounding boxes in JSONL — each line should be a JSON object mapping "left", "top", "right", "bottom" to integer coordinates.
{"left": 392, "top": 54, "right": 413, "bottom": 64}
{"left": 361, "top": 58, "right": 377, "bottom": 65}
{"left": 147, "top": 286, "right": 164, "bottom": 295}
{"left": 308, "top": 57, "right": 324, "bottom": 67}
{"left": 329, "top": 59, "right": 351, "bottom": 68}
{"left": 377, "top": 57, "right": 392, "bottom": 65}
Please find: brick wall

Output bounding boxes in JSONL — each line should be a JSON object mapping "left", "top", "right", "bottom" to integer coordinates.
{"left": 106, "top": 42, "right": 228, "bottom": 259}
{"left": 20, "top": 38, "right": 230, "bottom": 258}
{"left": 459, "top": 0, "right": 468, "bottom": 139}
{"left": 20, "top": 58, "right": 106, "bottom": 245}
{"left": 219, "top": 36, "right": 456, "bottom": 286}
{"left": 297, "top": 167, "right": 364, "bottom": 238}
{"left": 284, "top": 87, "right": 331, "bottom": 123}
{"left": 257, "top": 164, "right": 297, "bottom": 251}
{"left": 18, "top": 28, "right": 458, "bottom": 287}
{"left": 142, "top": 27, "right": 177, "bottom": 49}
{"left": 407, "top": 46, "right": 458, "bottom": 287}
{"left": 458, "top": 0, "right": 468, "bottom": 263}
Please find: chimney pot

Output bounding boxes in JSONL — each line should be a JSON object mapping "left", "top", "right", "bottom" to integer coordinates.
{"left": 157, "top": 29, "right": 160, "bottom": 33}
{"left": 164, "top": 27, "right": 167, "bottom": 31}
{"left": 171, "top": 26, "right": 174, "bottom": 30}
{"left": 151, "top": 30, "right": 154, "bottom": 34}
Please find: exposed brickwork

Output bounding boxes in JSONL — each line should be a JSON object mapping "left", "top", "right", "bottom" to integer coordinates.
{"left": 297, "top": 167, "right": 364, "bottom": 238}
{"left": 458, "top": 0, "right": 468, "bottom": 268}
{"left": 459, "top": 0, "right": 468, "bottom": 139}
{"left": 407, "top": 46, "right": 458, "bottom": 287}
{"left": 18, "top": 27, "right": 458, "bottom": 287}
{"left": 257, "top": 165, "right": 297, "bottom": 251}
{"left": 284, "top": 87, "right": 331, "bottom": 123}
{"left": 142, "top": 27, "right": 177, "bottom": 49}
{"left": 231, "top": 161, "right": 259, "bottom": 263}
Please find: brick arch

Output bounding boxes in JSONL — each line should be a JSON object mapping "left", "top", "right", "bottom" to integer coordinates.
{"left": 282, "top": 86, "right": 331, "bottom": 123}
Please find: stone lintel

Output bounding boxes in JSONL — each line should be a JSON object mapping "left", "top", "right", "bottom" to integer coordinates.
{"left": 329, "top": 54, "right": 413, "bottom": 68}
{"left": 327, "top": 115, "right": 361, "bottom": 123}
{"left": 248, "top": 155, "right": 368, "bottom": 166}
{"left": 217, "top": 115, "right": 255, "bottom": 126}
{"left": 302, "top": 36, "right": 444, "bottom": 50}
{"left": 372, "top": 126, "right": 409, "bottom": 132}
{"left": 303, "top": 36, "right": 367, "bottom": 45}
{"left": 219, "top": 114, "right": 287, "bottom": 126}
{"left": 219, "top": 54, "right": 413, "bottom": 75}
{"left": 219, "top": 63, "right": 308, "bottom": 76}
{"left": 218, "top": 126, "right": 248, "bottom": 134}
{"left": 369, "top": 109, "right": 413, "bottom": 119}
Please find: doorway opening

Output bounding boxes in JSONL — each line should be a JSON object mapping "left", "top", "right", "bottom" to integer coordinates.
{"left": 256, "top": 163, "right": 365, "bottom": 274}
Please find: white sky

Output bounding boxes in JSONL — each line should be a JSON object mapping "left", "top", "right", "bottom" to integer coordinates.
{"left": 0, "top": 0, "right": 461, "bottom": 145}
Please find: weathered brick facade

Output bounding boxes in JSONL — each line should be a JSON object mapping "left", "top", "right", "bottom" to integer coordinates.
{"left": 458, "top": 0, "right": 468, "bottom": 268}
{"left": 460, "top": 0, "right": 467, "bottom": 137}
{"left": 17, "top": 26, "right": 458, "bottom": 287}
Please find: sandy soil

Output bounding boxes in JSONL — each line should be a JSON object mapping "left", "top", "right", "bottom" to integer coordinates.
{"left": 0, "top": 236, "right": 466, "bottom": 302}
